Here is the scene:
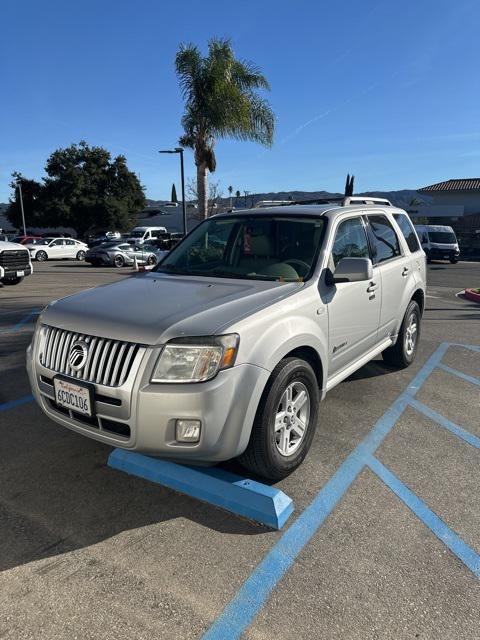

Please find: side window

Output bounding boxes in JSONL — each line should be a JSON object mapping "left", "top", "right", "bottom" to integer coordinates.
{"left": 367, "top": 215, "right": 401, "bottom": 264}
{"left": 393, "top": 214, "right": 420, "bottom": 253}
{"left": 52, "top": 239, "right": 64, "bottom": 246}
{"left": 66, "top": 239, "right": 75, "bottom": 246}
{"left": 331, "top": 217, "right": 369, "bottom": 267}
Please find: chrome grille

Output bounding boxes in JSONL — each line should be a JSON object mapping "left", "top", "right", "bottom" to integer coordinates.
{"left": 39, "top": 326, "right": 143, "bottom": 387}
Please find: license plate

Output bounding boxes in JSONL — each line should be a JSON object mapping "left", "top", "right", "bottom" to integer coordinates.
{"left": 54, "top": 376, "right": 94, "bottom": 416}
{"left": 17, "top": 270, "right": 25, "bottom": 276}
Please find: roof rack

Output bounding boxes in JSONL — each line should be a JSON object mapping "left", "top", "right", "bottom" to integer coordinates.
{"left": 342, "top": 196, "right": 392, "bottom": 206}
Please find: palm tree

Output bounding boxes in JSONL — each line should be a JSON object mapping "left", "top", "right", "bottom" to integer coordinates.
{"left": 228, "top": 185, "right": 233, "bottom": 208}
{"left": 175, "top": 38, "right": 275, "bottom": 218}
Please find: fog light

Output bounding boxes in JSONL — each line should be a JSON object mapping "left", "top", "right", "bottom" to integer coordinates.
{"left": 176, "top": 419, "right": 201, "bottom": 443}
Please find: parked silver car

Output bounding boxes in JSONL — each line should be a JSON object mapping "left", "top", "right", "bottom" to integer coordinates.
{"left": 27, "top": 199, "right": 426, "bottom": 479}
{"left": 86, "top": 242, "right": 158, "bottom": 268}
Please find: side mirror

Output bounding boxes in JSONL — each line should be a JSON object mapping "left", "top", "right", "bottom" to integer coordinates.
{"left": 332, "top": 257, "right": 373, "bottom": 283}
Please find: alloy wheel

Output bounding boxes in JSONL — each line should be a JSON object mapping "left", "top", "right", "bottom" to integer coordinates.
{"left": 274, "top": 381, "right": 311, "bottom": 457}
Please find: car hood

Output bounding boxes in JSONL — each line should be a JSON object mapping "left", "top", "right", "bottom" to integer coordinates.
{"left": 42, "top": 272, "right": 303, "bottom": 345}
{"left": 0, "top": 240, "right": 29, "bottom": 251}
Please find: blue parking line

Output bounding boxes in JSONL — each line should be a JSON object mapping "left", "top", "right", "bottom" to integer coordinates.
{"left": 409, "top": 397, "right": 480, "bottom": 450}
{"left": 367, "top": 455, "right": 480, "bottom": 578}
{"left": 201, "top": 343, "right": 450, "bottom": 640}
{"left": 437, "top": 363, "right": 480, "bottom": 387}
{"left": 0, "top": 395, "right": 33, "bottom": 412}
{"left": 0, "top": 309, "right": 41, "bottom": 335}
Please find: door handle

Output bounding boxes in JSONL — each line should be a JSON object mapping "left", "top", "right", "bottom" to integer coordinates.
{"left": 402, "top": 267, "right": 409, "bottom": 276}
{"left": 366, "top": 281, "right": 378, "bottom": 293}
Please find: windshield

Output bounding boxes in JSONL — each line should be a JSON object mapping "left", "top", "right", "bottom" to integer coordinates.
{"left": 155, "top": 214, "right": 326, "bottom": 281}
{"left": 130, "top": 230, "right": 145, "bottom": 238}
{"left": 428, "top": 231, "right": 457, "bottom": 244}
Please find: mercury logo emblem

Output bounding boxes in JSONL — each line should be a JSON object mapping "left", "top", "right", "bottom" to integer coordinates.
{"left": 69, "top": 341, "right": 89, "bottom": 371}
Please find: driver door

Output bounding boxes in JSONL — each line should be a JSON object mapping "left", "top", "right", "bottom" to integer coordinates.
{"left": 325, "top": 216, "right": 381, "bottom": 376}
{"left": 49, "top": 239, "right": 67, "bottom": 258}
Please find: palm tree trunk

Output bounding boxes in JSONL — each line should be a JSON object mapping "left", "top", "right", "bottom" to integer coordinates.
{"left": 196, "top": 162, "right": 208, "bottom": 219}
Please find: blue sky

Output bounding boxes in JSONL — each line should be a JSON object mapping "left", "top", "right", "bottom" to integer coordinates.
{"left": 1, "top": 0, "right": 479, "bottom": 203}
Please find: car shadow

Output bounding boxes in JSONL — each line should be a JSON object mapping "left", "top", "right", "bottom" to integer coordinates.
{"left": 0, "top": 398, "right": 270, "bottom": 573}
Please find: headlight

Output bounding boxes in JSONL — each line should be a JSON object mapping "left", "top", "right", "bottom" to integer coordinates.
{"left": 151, "top": 334, "right": 239, "bottom": 383}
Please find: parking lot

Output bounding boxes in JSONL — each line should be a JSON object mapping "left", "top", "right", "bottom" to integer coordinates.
{"left": 1, "top": 260, "right": 479, "bottom": 639}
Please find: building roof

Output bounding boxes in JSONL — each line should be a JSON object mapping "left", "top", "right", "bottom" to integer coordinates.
{"left": 418, "top": 178, "right": 480, "bottom": 193}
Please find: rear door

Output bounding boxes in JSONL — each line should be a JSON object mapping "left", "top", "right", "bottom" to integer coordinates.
{"left": 326, "top": 215, "right": 381, "bottom": 376}
{"left": 365, "top": 213, "right": 413, "bottom": 341}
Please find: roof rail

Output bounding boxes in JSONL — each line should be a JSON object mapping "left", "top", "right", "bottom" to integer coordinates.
{"left": 342, "top": 196, "right": 392, "bottom": 206}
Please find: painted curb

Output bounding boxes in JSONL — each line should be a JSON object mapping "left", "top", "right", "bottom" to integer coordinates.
{"left": 464, "top": 288, "right": 480, "bottom": 304}
{"left": 107, "top": 449, "right": 294, "bottom": 529}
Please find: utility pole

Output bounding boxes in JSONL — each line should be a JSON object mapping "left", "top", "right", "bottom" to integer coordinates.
{"left": 244, "top": 190, "right": 249, "bottom": 208}
{"left": 17, "top": 180, "right": 27, "bottom": 236}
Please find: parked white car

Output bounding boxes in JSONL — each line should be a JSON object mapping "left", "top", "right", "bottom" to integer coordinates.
{"left": 26, "top": 237, "right": 88, "bottom": 262}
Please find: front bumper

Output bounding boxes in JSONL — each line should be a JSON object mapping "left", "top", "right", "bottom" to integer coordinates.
{"left": 427, "top": 248, "right": 460, "bottom": 260}
{"left": 0, "top": 264, "right": 32, "bottom": 280}
{"left": 27, "top": 339, "right": 270, "bottom": 462}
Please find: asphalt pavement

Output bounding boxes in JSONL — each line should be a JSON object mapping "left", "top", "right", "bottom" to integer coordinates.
{"left": 0, "top": 260, "right": 479, "bottom": 639}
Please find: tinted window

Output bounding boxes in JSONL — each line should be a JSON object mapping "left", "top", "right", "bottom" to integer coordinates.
{"left": 428, "top": 231, "right": 457, "bottom": 244}
{"left": 65, "top": 239, "right": 75, "bottom": 245}
{"left": 331, "top": 217, "right": 369, "bottom": 267}
{"left": 393, "top": 214, "right": 420, "bottom": 252}
{"left": 368, "top": 215, "right": 401, "bottom": 264}
{"left": 52, "top": 239, "right": 64, "bottom": 246}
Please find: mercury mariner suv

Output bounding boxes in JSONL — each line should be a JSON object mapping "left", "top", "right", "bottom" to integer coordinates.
{"left": 27, "top": 198, "right": 426, "bottom": 480}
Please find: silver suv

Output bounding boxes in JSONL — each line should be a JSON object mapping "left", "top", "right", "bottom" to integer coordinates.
{"left": 27, "top": 198, "right": 426, "bottom": 480}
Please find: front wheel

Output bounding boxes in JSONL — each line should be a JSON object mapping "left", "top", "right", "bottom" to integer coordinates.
{"left": 76, "top": 250, "right": 86, "bottom": 261}
{"left": 147, "top": 254, "right": 156, "bottom": 266}
{"left": 238, "top": 357, "right": 319, "bottom": 480}
{"left": 450, "top": 258, "right": 458, "bottom": 264}
{"left": 36, "top": 250, "right": 48, "bottom": 262}
{"left": 382, "top": 300, "right": 421, "bottom": 369}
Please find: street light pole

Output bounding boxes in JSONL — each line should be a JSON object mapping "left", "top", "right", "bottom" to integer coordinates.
{"left": 17, "top": 180, "right": 27, "bottom": 236}
{"left": 175, "top": 147, "right": 187, "bottom": 238}
{"left": 159, "top": 148, "right": 187, "bottom": 236}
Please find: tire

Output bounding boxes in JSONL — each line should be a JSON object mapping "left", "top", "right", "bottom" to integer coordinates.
{"left": 450, "top": 258, "right": 458, "bottom": 264}
{"left": 113, "top": 254, "right": 125, "bottom": 268}
{"left": 76, "top": 250, "right": 86, "bottom": 261}
{"left": 2, "top": 276, "right": 23, "bottom": 286}
{"left": 147, "top": 254, "right": 156, "bottom": 266}
{"left": 238, "top": 357, "right": 319, "bottom": 480}
{"left": 382, "top": 300, "right": 421, "bottom": 369}
{"left": 36, "top": 250, "right": 48, "bottom": 262}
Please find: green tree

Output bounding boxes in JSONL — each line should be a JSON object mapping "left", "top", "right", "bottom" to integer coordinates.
{"left": 228, "top": 185, "right": 233, "bottom": 208}
{"left": 7, "top": 173, "right": 44, "bottom": 230}
{"left": 235, "top": 189, "right": 241, "bottom": 204}
{"left": 8, "top": 142, "right": 146, "bottom": 238}
{"left": 175, "top": 37, "right": 275, "bottom": 219}
{"left": 171, "top": 183, "right": 178, "bottom": 202}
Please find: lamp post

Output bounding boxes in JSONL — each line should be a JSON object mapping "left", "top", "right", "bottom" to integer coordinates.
{"left": 17, "top": 180, "right": 27, "bottom": 236}
{"left": 159, "top": 148, "right": 187, "bottom": 236}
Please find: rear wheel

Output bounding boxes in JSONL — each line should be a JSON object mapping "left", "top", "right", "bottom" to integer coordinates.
{"left": 450, "top": 257, "right": 458, "bottom": 264}
{"left": 36, "top": 250, "right": 47, "bottom": 262}
{"left": 238, "top": 357, "right": 319, "bottom": 480}
{"left": 76, "top": 250, "right": 86, "bottom": 261}
{"left": 147, "top": 254, "right": 156, "bottom": 266}
{"left": 113, "top": 254, "right": 125, "bottom": 268}
{"left": 382, "top": 300, "right": 421, "bottom": 369}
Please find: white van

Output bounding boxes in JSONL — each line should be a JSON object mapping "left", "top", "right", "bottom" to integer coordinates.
{"left": 414, "top": 224, "right": 460, "bottom": 263}
{"left": 126, "top": 226, "right": 168, "bottom": 246}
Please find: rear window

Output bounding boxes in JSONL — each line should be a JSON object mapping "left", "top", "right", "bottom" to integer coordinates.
{"left": 393, "top": 214, "right": 420, "bottom": 253}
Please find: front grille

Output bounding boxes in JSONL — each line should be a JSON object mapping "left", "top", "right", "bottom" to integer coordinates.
{"left": 39, "top": 325, "right": 143, "bottom": 387}
{"left": 0, "top": 249, "right": 30, "bottom": 270}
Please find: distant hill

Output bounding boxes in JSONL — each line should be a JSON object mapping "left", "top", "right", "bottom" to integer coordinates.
{"left": 145, "top": 189, "right": 430, "bottom": 210}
